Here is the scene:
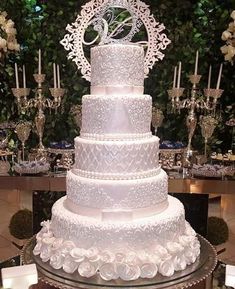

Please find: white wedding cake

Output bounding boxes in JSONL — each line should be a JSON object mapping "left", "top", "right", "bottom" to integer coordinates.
{"left": 34, "top": 44, "right": 200, "bottom": 281}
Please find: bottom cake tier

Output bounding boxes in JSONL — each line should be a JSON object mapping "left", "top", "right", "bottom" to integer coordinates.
{"left": 33, "top": 195, "right": 200, "bottom": 281}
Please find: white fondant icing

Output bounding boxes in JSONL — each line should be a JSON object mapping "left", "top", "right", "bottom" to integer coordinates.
{"left": 74, "top": 136, "right": 159, "bottom": 175}
{"left": 91, "top": 44, "right": 144, "bottom": 87}
{"left": 66, "top": 170, "right": 168, "bottom": 211}
{"left": 33, "top": 197, "right": 200, "bottom": 280}
{"left": 81, "top": 94, "right": 152, "bottom": 136}
{"left": 90, "top": 85, "right": 144, "bottom": 95}
{"left": 34, "top": 43, "right": 200, "bottom": 281}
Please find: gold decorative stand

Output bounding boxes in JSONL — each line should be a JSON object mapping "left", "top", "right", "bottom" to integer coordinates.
{"left": 22, "top": 235, "right": 217, "bottom": 289}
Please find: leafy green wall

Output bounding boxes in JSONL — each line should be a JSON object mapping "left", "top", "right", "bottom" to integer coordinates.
{"left": 0, "top": 0, "right": 234, "bottom": 152}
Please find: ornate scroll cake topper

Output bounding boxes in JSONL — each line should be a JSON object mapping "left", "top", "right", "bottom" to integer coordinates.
{"left": 61, "top": 0, "right": 171, "bottom": 81}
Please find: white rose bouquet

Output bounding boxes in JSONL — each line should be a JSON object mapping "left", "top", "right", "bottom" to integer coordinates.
{"left": 0, "top": 11, "right": 20, "bottom": 59}
{"left": 221, "top": 11, "right": 235, "bottom": 64}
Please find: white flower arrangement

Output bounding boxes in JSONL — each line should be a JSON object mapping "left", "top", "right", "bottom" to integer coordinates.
{"left": 221, "top": 10, "right": 235, "bottom": 64}
{"left": 0, "top": 11, "right": 20, "bottom": 59}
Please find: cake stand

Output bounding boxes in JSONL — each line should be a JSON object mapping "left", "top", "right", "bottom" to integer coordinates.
{"left": 21, "top": 235, "right": 217, "bottom": 289}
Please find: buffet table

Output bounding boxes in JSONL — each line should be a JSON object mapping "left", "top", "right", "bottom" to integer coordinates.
{"left": 0, "top": 175, "right": 234, "bottom": 194}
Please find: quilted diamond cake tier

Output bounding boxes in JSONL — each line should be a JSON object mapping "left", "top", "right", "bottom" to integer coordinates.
{"left": 74, "top": 136, "right": 160, "bottom": 177}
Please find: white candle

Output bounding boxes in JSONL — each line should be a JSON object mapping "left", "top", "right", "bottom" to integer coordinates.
{"left": 53, "top": 63, "right": 57, "bottom": 88}
{"left": 23, "top": 65, "right": 26, "bottom": 88}
{"left": 57, "top": 64, "right": 61, "bottom": 89}
{"left": 14, "top": 63, "right": 19, "bottom": 88}
{"left": 177, "top": 62, "right": 181, "bottom": 88}
{"left": 173, "top": 66, "right": 177, "bottom": 88}
{"left": 207, "top": 65, "right": 212, "bottom": 89}
{"left": 38, "top": 49, "right": 41, "bottom": 74}
{"left": 216, "top": 63, "right": 223, "bottom": 89}
{"left": 194, "top": 50, "right": 199, "bottom": 75}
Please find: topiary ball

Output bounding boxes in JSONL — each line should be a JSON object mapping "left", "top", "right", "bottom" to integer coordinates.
{"left": 9, "top": 209, "right": 33, "bottom": 239}
{"left": 207, "top": 216, "right": 229, "bottom": 246}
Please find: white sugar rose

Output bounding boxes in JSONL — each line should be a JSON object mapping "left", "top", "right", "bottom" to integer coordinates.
{"left": 185, "top": 222, "right": 196, "bottom": 236}
{"left": 231, "top": 10, "right": 235, "bottom": 20}
{"left": 100, "top": 250, "right": 115, "bottom": 263}
{"left": 125, "top": 251, "right": 138, "bottom": 265}
{"left": 40, "top": 247, "right": 52, "bottom": 262}
{"left": 222, "top": 30, "right": 232, "bottom": 41}
{"left": 78, "top": 261, "right": 96, "bottom": 278}
{"left": 166, "top": 242, "right": 184, "bottom": 255}
{"left": 137, "top": 250, "right": 150, "bottom": 263}
{"left": 184, "top": 249, "right": 197, "bottom": 265}
{"left": 50, "top": 253, "right": 64, "bottom": 270}
{"left": 172, "top": 254, "right": 187, "bottom": 271}
{"left": 178, "top": 235, "right": 191, "bottom": 247}
{"left": 151, "top": 253, "right": 161, "bottom": 265}
{"left": 115, "top": 252, "right": 125, "bottom": 263}
{"left": 61, "top": 241, "right": 75, "bottom": 257}
{"left": 140, "top": 263, "right": 158, "bottom": 279}
{"left": 33, "top": 242, "right": 42, "bottom": 256}
{"left": 85, "top": 247, "right": 99, "bottom": 262}
{"left": 154, "top": 245, "right": 169, "bottom": 260}
{"left": 99, "top": 263, "right": 118, "bottom": 281}
{"left": 158, "top": 259, "right": 175, "bottom": 277}
{"left": 63, "top": 255, "right": 78, "bottom": 274}
{"left": 117, "top": 263, "right": 141, "bottom": 281}
{"left": 42, "top": 231, "right": 53, "bottom": 239}
{"left": 42, "top": 237, "right": 55, "bottom": 247}
{"left": 70, "top": 248, "right": 85, "bottom": 263}
{"left": 51, "top": 238, "right": 64, "bottom": 251}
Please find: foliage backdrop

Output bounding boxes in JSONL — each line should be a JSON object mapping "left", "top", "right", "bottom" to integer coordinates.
{"left": 0, "top": 0, "right": 234, "bottom": 153}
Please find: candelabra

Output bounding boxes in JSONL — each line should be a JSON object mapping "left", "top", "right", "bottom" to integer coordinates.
{"left": 168, "top": 72, "right": 223, "bottom": 157}
{"left": 12, "top": 74, "right": 65, "bottom": 152}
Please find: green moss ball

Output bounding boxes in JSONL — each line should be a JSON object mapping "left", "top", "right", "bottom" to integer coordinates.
{"left": 9, "top": 209, "right": 33, "bottom": 239}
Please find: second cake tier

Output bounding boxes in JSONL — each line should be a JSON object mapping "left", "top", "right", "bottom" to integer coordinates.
{"left": 66, "top": 169, "right": 168, "bottom": 220}
{"left": 74, "top": 136, "right": 159, "bottom": 179}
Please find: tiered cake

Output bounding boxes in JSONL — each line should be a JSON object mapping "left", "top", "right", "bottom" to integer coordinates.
{"left": 34, "top": 44, "right": 200, "bottom": 281}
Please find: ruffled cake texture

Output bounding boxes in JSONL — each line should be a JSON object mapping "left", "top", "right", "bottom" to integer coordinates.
{"left": 34, "top": 44, "right": 200, "bottom": 281}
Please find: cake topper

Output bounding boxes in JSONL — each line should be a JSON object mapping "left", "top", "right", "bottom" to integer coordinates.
{"left": 61, "top": 0, "right": 171, "bottom": 81}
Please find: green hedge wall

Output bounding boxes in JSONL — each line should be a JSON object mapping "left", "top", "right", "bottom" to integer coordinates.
{"left": 0, "top": 0, "right": 234, "bottom": 153}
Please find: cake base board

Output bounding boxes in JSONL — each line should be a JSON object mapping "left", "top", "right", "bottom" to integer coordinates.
{"left": 21, "top": 235, "right": 217, "bottom": 289}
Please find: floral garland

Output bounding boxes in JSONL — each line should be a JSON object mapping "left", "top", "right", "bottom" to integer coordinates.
{"left": 221, "top": 11, "right": 235, "bottom": 64}
{"left": 0, "top": 11, "right": 20, "bottom": 59}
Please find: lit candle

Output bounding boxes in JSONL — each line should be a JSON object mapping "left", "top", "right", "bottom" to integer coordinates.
{"left": 23, "top": 65, "right": 26, "bottom": 88}
{"left": 53, "top": 63, "right": 57, "bottom": 88}
{"left": 207, "top": 65, "right": 212, "bottom": 89}
{"left": 177, "top": 61, "right": 181, "bottom": 88}
{"left": 173, "top": 66, "right": 177, "bottom": 88}
{"left": 57, "top": 64, "right": 61, "bottom": 89}
{"left": 194, "top": 50, "right": 199, "bottom": 75}
{"left": 216, "top": 63, "right": 223, "bottom": 89}
{"left": 38, "top": 49, "right": 41, "bottom": 74}
{"left": 14, "top": 63, "right": 19, "bottom": 88}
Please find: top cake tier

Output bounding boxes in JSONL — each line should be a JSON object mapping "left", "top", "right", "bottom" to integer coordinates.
{"left": 91, "top": 44, "right": 144, "bottom": 91}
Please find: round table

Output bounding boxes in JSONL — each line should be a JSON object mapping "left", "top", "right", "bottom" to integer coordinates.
{"left": 21, "top": 235, "right": 217, "bottom": 289}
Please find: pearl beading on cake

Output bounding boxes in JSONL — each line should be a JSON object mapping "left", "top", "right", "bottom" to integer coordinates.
{"left": 72, "top": 167, "right": 161, "bottom": 180}
{"left": 80, "top": 132, "right": 152, "bottom": 141}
